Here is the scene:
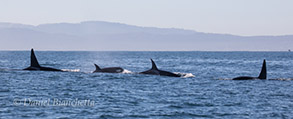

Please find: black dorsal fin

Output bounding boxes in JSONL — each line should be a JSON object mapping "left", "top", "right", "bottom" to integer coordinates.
{"left": 258, "top": 59, "right": 267, "bottom": 79}
{"left": 150, "top": 59, "right": 158, "bottom": 70}
{"left": 94, "top": 64, "right": 101, "bottom": 71}
{"left": 30, "top": 49, "right": 41, "bottom": 67}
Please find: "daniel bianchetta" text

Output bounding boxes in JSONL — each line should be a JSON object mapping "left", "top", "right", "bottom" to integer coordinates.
{"left": 13, "top": 98, "right": 95, "bottom": 107}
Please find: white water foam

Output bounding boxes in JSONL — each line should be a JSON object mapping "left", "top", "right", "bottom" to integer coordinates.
{"left": 61, "top": 69, "right": 81, "bottom": 72}
{"left": 174, "top": 72, "right": 195, "bottom": 78}
{"left": 122, "top": 69, "right": 133, "bottom": 74}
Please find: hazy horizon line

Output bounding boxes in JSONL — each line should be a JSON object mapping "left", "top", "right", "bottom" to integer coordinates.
{"left": 1, "top": 20, "right": 292, "bottom": 37}
{"left": 0, "top": 49, "right": 290, "bottom": 52}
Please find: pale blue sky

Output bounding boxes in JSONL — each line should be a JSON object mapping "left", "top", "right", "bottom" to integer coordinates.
{"left": 0, "top": 0, "right": 292, "bottom": 36}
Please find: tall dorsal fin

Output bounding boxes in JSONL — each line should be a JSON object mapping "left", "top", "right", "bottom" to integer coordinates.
{"left": 94, "top": 64, "right": 101, "bottom": 71}
{"left": 30, "top": 49, "right": 41, "bottom": 67}
{"left": 258, "top": 59, "right": 267, "bottom": 79}
{"left": 150, "top": 59, "right": 158, "bottom": 70}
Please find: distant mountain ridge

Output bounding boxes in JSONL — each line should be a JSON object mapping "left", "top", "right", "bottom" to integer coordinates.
{"left": 0, "top": 21, "right": 292, "bottom": 51}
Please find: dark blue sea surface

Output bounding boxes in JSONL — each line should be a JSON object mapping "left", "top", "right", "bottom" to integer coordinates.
{"left": 0, "top": 51, "right": 293, "bottom": 118}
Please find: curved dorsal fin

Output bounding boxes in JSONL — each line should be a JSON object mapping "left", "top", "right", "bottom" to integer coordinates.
{"left": 94, "top": 64, "right": 101, "bottom": 71}
{"left": 30, "top": 49, "right": 41, "bottom": 67}
{"left": 150, "top": 59, "right": 158, "bottom": 70}
{"left": 258, "top": 59, "right": 267, "bottom": 79}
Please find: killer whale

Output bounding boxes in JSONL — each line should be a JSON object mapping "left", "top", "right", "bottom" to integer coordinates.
{"left": 140, "top": 59, "right": 181, "bottom": 77}
{"left": 93, "top": 64, "right": 124, "bottom": 73}
{"left": 23, "top": 49, "right": 62, "bottom": 71}
{"left": 232, "top": 59, "right": 266, "bottom": 80}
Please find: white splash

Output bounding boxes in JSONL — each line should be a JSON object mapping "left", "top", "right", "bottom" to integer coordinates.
{"left": 122, "top": 69, "right": 133, "bottom": 74}
{"left": 174, "top": 72, "right": 195, "bottom": 78}
{"left": 61, "top": 69, "right": 80, "bottom": 72}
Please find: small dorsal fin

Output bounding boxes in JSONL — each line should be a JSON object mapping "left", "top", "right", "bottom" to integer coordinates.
{"left": 258, "top": 59, "right": 267, "bottom": 79}
{"left": 94, "top": 64, "right": 101, "bottom": 71}
{"left": 150, "top": 59, "right": 158, "bottom": 70}
{"left": 30, "top": 49, "right": 41, "bottom": 67}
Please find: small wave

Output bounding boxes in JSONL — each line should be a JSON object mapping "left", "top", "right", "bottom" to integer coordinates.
{"left": 219, "top": 78, "right": 232, "bottom": 80}
{"left": 174, "top": 72, "right": 195, "bottom": 78}
{"left": 269, "top": 78, "right": 293, "bottom": 81}
{"left": 0, "top": 60, "right": 9, "bottom": 63}
{"left": 122, "top": 69, "right": 133, "bottom": 74}
{"left": 0, "top": 68, "right": 10, "bottom": 71}
{"left": 0, "top": 89, "right": 10, "bottom": 92}
{"left": 61, "top": 69, "right": 80, "bottom": 72}
{"left": 218, "top": 78, "right": 293, "bottom": 81}
{"left": 0, "top": 68, "right": 21, "bottom": 71}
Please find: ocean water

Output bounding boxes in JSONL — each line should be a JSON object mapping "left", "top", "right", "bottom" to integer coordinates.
{"left": 0, "top": 51, "right": 293, "bottom": 119}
